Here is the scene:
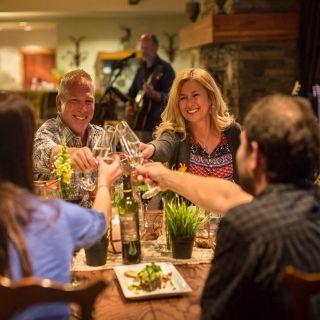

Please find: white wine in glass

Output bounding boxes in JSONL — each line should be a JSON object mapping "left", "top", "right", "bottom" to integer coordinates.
{"left": 80, "top": 125, "right": 116, "bottom": 191}
{"left": 116, "top": 121, "right": 160, "bottom": 199}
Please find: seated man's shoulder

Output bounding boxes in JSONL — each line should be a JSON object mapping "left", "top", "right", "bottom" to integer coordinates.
{"left": 223, "top": 185, "right": 318, "bottom": 239}
{"left": 37, "top": 117, "right": 60, "bottom": 132}
{"left": 223, "top": 195, "right": 278, "bottom": 235}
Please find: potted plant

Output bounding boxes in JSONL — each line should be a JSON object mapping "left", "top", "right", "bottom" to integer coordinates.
{"left": 164, "top": 198, "right": 209, "bottom": 259}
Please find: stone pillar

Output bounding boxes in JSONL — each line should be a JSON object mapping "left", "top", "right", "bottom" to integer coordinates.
{"left": 200, "top": 0, "right": 299, "bottom": 122}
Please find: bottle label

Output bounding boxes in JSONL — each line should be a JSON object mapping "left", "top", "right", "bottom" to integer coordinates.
{"left": 120, "top": 214, "right": 138, "bottom": 241}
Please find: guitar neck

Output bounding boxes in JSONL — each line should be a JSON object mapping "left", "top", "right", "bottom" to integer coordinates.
{"left": 291, "top": 81, "right": 301, "bottom": 96}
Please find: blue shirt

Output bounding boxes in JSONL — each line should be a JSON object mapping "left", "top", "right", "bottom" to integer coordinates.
{"left": 9, "top": 197, "right": 106, "bottom": 320}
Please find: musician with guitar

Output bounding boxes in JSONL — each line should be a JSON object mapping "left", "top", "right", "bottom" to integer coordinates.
{"left": 125, "top": 33, "right": 175, "bottom": 142}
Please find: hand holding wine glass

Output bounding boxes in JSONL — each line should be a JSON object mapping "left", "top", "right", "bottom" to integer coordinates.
{"left": 80, "top": 125, "right": 116, "bottom": 191}
{"left": 116, "top": 121, "right": 161, "bottom": 200}
{"left": 139, "top": 142, "right": 155, "bottom": 159}
{"left": 136, "top": 161, "right": 171, "bottom": 192}
{"left": 116, "top": 121, "right": 143, "bottom": 168}
{"left": 96, "top": 155, "right": 123, "bottom": 190}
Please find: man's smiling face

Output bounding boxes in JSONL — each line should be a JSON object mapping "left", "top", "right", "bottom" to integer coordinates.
{"left": 57, "top": 79, "right": 95, "bottom": 138}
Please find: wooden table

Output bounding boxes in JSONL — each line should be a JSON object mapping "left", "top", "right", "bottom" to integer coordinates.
{"left": 72, "top": 263, "right": 210, "bottom": 320}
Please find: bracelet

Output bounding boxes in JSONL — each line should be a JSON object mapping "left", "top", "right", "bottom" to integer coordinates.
{"left": 98, "top": 184, "right": 109, "bottom": 189}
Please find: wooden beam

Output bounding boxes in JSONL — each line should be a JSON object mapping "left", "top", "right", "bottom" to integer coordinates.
{"left": 179, "top": 14, "right": 214, "bottom": 50}
{"left": 179, "top": 12, "right": 299, "bottom": 50}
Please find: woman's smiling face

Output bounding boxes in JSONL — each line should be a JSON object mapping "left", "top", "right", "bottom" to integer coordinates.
{"left": 178, "top": 79, "right": 211, "bottom": 124}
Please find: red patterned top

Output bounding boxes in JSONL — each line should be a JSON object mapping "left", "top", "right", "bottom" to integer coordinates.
{"left": 189, "top": 134, "right": 234, "bottom": 181}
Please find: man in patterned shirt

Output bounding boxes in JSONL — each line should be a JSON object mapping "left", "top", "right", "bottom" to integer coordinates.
{"left": 33, "top": 69, "right": 103, "bottom": 202}
{"left": 137, "top": 94, "right": 320, "bottom": 319}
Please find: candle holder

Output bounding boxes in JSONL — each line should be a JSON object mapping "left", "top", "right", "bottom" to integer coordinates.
{"left": 109, "top": 208, "right": 122, "bottom": 254}
{"left": 34, "top": 179, "right": 61, "bottom": 199}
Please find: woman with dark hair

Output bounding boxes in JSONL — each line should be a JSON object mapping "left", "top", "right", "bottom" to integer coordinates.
{"left": 0, "top": 94, "right": 121, "bottom": 319}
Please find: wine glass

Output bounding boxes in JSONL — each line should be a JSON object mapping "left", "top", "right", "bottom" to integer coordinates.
{"left": 116, "top": 121, "right": 142, "bottom": 168}
{"left": 116, "top": 121, "right": 161, "bottom": 200}
{"left": 80, "top": 125, "right": 116, "bottom": 191}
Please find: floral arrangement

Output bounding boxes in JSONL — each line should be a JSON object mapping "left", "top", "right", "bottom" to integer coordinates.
{"left": 53, "top": 138, "right": 73, "bottom": 199}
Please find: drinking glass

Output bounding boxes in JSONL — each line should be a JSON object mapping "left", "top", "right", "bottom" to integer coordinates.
{"left": 116, "top": 121, "right": 142, "bottom": 168}
{"left": 195, "top": 212, "right": 221, "bottom": 249}
{"left": 80, "top": 125, "right": 116, "bottom": 191}
{"left": 116, "top": 121, "right": 160, "bottom": 199}
{"left": 34, "top": 180, "right": 61, "bottom": 199}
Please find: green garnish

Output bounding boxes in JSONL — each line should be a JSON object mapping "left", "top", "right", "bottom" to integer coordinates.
{"left": 127, "top": 263, "right": 163, "bottom": 292}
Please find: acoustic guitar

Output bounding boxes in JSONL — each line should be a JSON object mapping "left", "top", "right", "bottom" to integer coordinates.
{"left": 132, "top": 64, "right": 164, "bottom": 130}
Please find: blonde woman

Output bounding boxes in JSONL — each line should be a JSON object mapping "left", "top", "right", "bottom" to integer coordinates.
{"left": 141, "top": 68, "right": 241, "bottom": 183}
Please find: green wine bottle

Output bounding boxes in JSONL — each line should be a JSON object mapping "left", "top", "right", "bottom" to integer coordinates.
{"left": 118, "top": 174, "right": 141, "bottom": 264}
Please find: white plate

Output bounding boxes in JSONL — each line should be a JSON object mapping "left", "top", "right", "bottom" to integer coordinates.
{"left": 113, "top": 262, "right": 192, "bottom": 300}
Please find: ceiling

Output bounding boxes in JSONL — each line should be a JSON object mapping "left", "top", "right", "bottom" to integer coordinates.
{"left": 0, "top": 0, "right": 190, "bottom": 31}
{"left": 0, "top": 0, "right": 188, "bottom": 20}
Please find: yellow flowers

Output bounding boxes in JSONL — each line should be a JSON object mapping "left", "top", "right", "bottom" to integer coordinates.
{"left": 53, "top": 138, "right": 73, "bottom": 198}
{"left": 54, "top": 162, "right": 72, "bottom": 184}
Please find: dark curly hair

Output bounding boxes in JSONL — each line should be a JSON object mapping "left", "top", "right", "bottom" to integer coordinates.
{"left": 244, "top": 94, "right": 320, "bottom": 183}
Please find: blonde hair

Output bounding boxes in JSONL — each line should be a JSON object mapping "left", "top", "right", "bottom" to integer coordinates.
{"left": 58, "top": 69, "right": 93, "bottom": 100}
{"left": 155, "top": 68, "right": 234, "bottom": 140}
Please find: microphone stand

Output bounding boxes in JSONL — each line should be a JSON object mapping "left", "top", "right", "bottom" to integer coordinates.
{"left": 94, "top": 62, "right": 131, "bottom": 125}
{"left": 99, "top": 62, "right": 127, "bottom": 104}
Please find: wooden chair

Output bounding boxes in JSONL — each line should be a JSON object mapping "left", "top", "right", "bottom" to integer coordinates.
{"left": 0, "top": 276, "right": 111, "bottom": 320}
{"left": 280, "top": 266, "right": 320, "bottom": 320}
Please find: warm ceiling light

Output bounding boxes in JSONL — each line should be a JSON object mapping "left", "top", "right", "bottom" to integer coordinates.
{"left": 19, "top": 21, "right": 27, "bottom": 27}
{"left": 24, "top": 25, "right": 32, "bottom": 31}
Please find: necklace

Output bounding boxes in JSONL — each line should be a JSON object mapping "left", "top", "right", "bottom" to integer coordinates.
{"left": 194, "top": 131, "right": 211, "bottom": 153}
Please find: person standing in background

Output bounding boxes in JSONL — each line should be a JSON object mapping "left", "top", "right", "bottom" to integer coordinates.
{"left": 125, "top": 32, "right": 175, "bottom": 142}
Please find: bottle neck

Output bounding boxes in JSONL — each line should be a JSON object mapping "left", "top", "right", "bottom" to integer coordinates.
{"left": 123, "top": 175, "right": 133, "bottom": 196}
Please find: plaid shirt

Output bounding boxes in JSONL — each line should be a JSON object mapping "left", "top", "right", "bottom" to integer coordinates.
{"left": 33, "top": 116, "right": 103, "bottom": 201}
{"left": 202, "top": 183, "right": 320, "bottom": 320}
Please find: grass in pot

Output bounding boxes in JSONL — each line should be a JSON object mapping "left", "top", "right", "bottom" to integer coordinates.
{"left": 164, "top": 199, "right": 209, "bottom": 259}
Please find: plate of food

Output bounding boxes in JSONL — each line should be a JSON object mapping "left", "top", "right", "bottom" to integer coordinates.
{"left": 113, "top": 262, "right": 192, "bottom": 299}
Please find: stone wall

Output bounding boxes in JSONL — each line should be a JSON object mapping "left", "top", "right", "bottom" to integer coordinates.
{"left": 200, "top": 0, "right": 299, "bottom": 122}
